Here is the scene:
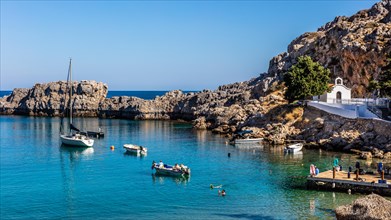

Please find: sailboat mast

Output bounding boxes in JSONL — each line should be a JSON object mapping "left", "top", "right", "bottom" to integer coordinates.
{"left": 69, "top": 58, "right": 73, "bottom": 126}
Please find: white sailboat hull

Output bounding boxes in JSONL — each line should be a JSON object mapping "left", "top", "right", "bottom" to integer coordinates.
{"left": 60, "top": 134, "right": 94, "bottom": 147}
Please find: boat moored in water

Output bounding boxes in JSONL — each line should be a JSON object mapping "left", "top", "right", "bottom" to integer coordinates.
{"left": 229, "top": 129, "right": 263, "bottom": 145}
{"left": 123, "top": 144, "right": 148, "bottom": 154}
{"left": 231, "top": 137, "right": 263, "bottom": 144}
{"left": 59, "top": 59, "right": 94, "bottom": 148}
{"left": 152, "top": 162, "right": 190, "bottom": 177}
{"left": 284, "top": 143, "right": 303, "bottom": 153}
{"left": 60, "top": 133, "right": 94, "bottom": 147}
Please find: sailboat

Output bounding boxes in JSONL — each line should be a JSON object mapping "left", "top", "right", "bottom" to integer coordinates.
{"left": 60, "top": 59, "right": 94, "bottom": 147}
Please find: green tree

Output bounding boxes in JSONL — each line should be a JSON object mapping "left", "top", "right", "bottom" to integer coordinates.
{"left": 284, "top": 55, "right": 330, "bottom": 102}
{"left": 378, "top": 55, "right": 391, "bottom": 97}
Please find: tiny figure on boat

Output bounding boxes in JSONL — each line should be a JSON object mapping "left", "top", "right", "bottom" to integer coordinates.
{"left": 173, "top": 163, "right": 180, "bottom": 171}
{"left": 159, "top": 160, "right": 164, "bottom": 168}
{"left": 315, "top": 166, "right": 319, "bottom": 176}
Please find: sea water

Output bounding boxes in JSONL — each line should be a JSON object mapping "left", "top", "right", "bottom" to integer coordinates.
{"left": 0, "top": 115, "right": 376, "bottom": 219}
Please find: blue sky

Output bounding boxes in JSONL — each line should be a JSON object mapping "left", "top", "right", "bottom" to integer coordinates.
{"left": 1, "top": 1, "right": 378, "bottom": 91}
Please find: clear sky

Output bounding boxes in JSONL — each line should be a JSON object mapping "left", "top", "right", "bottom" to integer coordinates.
{"left": 1, "top": 0, "right": 378, "bottom": 91}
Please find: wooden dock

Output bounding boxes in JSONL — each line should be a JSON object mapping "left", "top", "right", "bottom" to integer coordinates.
{"left": 307, "top": 170, "right": 391, "bottom": 196}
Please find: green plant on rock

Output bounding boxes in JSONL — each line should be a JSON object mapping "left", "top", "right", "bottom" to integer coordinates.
{"left": 379, "top": 55, "right": 391, "bottom": 97}
{"left": 284, "top": 55, "right": 330, "bottom": 102}
{"left": 368, "top": 54, "right": 391, "bottom": 98}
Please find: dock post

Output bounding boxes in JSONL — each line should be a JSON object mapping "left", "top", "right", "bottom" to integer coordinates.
{"left": 333, "top": 167, "right": 336, "bottom": 179}
{"left": 381, "top": 170, "right": 385, "bottom": 180}
{"left": 356, "top": 169, "right": 359, "bottom": 181}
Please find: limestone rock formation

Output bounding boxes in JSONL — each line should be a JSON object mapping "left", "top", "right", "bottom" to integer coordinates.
{"left": 263, "top": 0, "right": 391, "bottom": 97}
{"left": 0, "top": 80, "right": 107, "bottom": 116}
{"left": 335, "top": 194, "right": 391, "bottom": 220}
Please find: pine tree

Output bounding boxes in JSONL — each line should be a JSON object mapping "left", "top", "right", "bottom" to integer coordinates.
{"left": 284, "top": 56, "right": 330, "bottom": 102}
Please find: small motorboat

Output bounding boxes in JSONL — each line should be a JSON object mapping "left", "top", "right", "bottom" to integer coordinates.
{"left": 152, "top": 162, "right": 190, "bottom": 177}
{"left": 284, "top": 143, "right": 303, "bottom": 153}
{"left": 231, "top": 137, "right": 263, "bottom": 145}
{"left": 229, "top": 130, "right": 263, "bottom": 145}
{"left": 123, "top": 144, "right": 148, "bottom": 154}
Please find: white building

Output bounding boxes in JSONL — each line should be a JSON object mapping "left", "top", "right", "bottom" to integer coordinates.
{"left": 313, "top": 77, "right": 351, "bottom": 103}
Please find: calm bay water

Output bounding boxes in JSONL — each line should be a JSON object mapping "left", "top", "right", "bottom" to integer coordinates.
{"left": 1, "top": 115, "right": 372, "bottom": 219}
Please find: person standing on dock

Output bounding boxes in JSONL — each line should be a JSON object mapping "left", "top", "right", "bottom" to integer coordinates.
{"left": 333, "top": 157, "right": 339, "bottom": 169}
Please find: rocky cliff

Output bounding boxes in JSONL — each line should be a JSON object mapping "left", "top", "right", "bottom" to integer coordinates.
{"left": 261, "top": 0, "right": 391, "bottom": 97}
{"left": 0, "top": 81, "right": 107, "bottom": 116}
{"left": 1, "top": 1, "right": 390, "bottom": 152}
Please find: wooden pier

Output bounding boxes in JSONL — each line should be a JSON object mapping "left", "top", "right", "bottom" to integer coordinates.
{"left": 307, "top": 169, "right": 391, "bottom": 196}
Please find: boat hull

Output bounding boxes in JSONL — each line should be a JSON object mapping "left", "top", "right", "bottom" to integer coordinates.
{"left": 154, "top": 167, "right": 187, "bottom": 177}
{"left": 232, "top": 138, "right": 263, "bottom": 144}
{"left": 284, "top": 143, "right": 303, "bottom": 153}
{"left": 123, "top": 144, "right": 147, "bottom": 154}
{"left": 60, "top": 135, "right": 94, "bottom": 147}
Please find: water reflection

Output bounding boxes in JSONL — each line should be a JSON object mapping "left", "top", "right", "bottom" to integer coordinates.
{"left": 60, "top": 145, "right": 94, "bottom": 161}
{"left": 123, "top": 151, "right": 147, "bottom": 158}
{"left": 59, "top": 145, "right": 94, "bottom": 217}
{"left": 151, "top": 174, "right": 190, "bottom": 185}
{"left": 234, "top": 143, "right": 264, "bottom": 150}
{"left": 284, "top": 151, "right": 303, "bottom": 160}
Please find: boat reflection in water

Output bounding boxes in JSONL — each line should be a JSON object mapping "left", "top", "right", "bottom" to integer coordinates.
{"left": 284, "top": 151, "right": 303, "bottom": 160}
{"left": 59, "top": 145, "right": 94, "bottom": 215}
{"left": 123, "top": 150, "right": 147, "bottom": 158}
{"left": 233, "top": 142, "right": 264, "bottom": 150}
{"left": 151, "top": 174, "right": 190, "bottom": 185}
{"left": 60, "top": 144, "right": 94, "bottom": 161}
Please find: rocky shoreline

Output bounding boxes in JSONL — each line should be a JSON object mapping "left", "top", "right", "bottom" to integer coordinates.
{"left": 1, "top": 0, "right": 391, "bottom": 153}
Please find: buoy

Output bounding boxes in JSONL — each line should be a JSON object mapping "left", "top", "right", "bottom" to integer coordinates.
{"left": 332, "top": 182, "right": 335, "bottom": 188}
{"left": 110, "top": 145, "right": 115, "bottom": 150}
{"left": 348, "top": 189, "right": 351, "bottom": 195}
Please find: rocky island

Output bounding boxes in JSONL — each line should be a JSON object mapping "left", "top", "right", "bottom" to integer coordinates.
{"left": 1, "top": 0, "right": 391, "bottom": 153}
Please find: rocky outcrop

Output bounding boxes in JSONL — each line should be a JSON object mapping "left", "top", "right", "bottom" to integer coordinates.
{"left": 335, "top": 194, "right": 391, "bottom": 220}
{"left": 262, "top": 0, "right": 391, "bottom": 97}
{"left": 0, "top": 81, "right": 108, "bottom": 116}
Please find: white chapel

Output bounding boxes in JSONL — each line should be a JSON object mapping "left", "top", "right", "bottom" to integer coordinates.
{"left": 313, "top": 77, "right": 351, "bottom": 103}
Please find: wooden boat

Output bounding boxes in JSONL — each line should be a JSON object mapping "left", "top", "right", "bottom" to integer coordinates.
{"left": 60, "top": 59, "right": 94, "bottom": 148}
{"left": 152, "top": 162, "right": 190, "bottom": 177}
{"left": 284, "top": 143, "right": 303, "bottom": 153}
{"left": 123, "top": 144, "right": 147, "bottom": 154}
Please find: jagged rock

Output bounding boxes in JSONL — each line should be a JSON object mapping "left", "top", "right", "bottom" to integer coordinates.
{"left": 265, "top": 0, "right": 391, "bottom": 97}
{"left": 335, "top": 194, "right": 391, "bottom": 220}
{"left": 383, "top": 152, "right": 391, "bottom": 159}
{"left": 193, "top": 117, "right": 208, "bottom": 130}
{"left": 360, "top": 151, "right": 373, "bottom": 160}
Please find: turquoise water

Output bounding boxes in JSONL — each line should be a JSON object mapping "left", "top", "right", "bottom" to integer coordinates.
{"left": 1, "top": 116, "right": 369, "bottom": 219}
